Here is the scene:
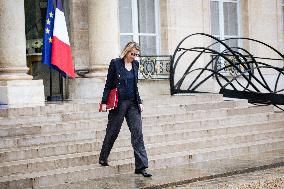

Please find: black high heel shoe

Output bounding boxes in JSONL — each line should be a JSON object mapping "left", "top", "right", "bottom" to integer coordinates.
{"left": 135, "top": 169, "right": 152, "bottom": 177}
{"left": 99, "top": 160, "right": 109, "bottom": 166}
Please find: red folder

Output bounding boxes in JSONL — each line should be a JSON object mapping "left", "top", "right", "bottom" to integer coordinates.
{"left": 99, "top": 88, "right": 118, "bottom": 112}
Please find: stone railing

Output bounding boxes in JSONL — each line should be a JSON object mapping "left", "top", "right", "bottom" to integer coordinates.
{"left": 139, "top": 55, "right": 172, "bottom": 79}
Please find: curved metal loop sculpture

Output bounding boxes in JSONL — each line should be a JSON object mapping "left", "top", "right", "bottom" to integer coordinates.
{"left": 170, "top": 33, "right": 284, "bottom": 110}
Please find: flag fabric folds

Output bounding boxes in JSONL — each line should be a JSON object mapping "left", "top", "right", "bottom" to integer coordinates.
{"left": 42, "top": 0, "right": 75, "bottom": 78}
{"left": 51, "top": 0, "right": 75, "bottom": 78}
{"left": 42, "top": 0, "right": 55, "bottom": 67}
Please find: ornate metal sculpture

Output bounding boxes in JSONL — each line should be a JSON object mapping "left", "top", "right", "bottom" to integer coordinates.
{"left": 170, "top": 33, "right": 284, "bottom": 110}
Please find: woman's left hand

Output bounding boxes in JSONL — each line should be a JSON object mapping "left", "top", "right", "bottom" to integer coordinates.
{"left": 139, "top": 104, "right": 144, "bottom": 112}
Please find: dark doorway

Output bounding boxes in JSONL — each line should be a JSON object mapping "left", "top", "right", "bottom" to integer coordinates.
{"left": 24, "top": 0, "right": 67, "bottom": 100}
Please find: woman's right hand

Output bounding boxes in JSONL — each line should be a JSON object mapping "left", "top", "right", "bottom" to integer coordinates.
{"left": 101, "top": 104, "right": 107, "bottom": 112}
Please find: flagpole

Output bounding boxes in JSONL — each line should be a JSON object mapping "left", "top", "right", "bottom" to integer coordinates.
{"left": 48, "top": 67, "right": 53, "bottom": 101}
{"left": 59, "top": 73, "right": 64, "bottom": 101}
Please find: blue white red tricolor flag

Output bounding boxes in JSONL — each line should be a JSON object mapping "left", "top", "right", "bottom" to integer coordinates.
{"left": 42, "top": 0, "right": 75, "bottom": 78}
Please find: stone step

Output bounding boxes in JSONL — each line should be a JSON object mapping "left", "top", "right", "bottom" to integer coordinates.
{"left": 37, "top": 149, "right": 284, "bottom": 189}
{"left": 0, "top": 103, "right": 93, "bottom": 118}
{"left": 142, "top": 105, "right": 273, "bottom": 126}
{"left": 142, "top": 93, "right": 224, "bottom": 106}
{"left": 147, "top": 139, "right": 284, "bottom": 169}
{"left": 60, "top": 104, "right": 274, "bottom": 124}
{"left": 0, "top": 114, "right": 61, "bottom": 126}
{"left": 0, "top": 110, "right": 279, "bottom": 152}
{"left": 0, "top": 138, "right": 282, "bottom": 188}
{"left": 0, "top": 94, "right": 224, "bottom": 118}
{"left": 141, "top": 99, "right": 243, "bottom": 115}
{"left": 0, "top": 98, "right": 241, "bottom": 126}
{"left": 0, "top": 119, "right": 283, "bottom": 163}
{"left": 144, "top": 126, "right": 284, "bottom": 159}
{"left": 0, "top": 104, "right": 271, "bottom": 137}
{"left": 268, "top": 111, "right": 284, "bottom": 121}
{"left": 0, "top": 125, "right": 283, "bottom": 177}
{"left": 58, "top": 101, "right": 250, "bottom": 122}
{"left": 0, "top": 111, "right": 276, "bottom": 149}
{"left": 189, "top": 140, "right": 284, "bottom": 163}
{"left": 0, "top": 118, "right": 284, "bottom": 162}
{"left": 143, "top": 117, "right": 284, "bottom": 136}
{"left": 0, "top": 127, "right": 283, "bottom": 177}
{"left": 39, "top": 150, "right": 284, "bottom": 189}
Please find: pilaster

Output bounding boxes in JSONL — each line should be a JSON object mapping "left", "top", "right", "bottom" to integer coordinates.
{"left": 0, "top": 0, "right": 44, "bottom": 107}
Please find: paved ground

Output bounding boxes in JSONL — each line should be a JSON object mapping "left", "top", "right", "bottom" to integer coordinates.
{"left": 166, "top": 166, "right": 284, "bottom": 189}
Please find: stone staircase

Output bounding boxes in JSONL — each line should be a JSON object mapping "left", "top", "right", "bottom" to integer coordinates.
{"left": 0, "top": 94, "right": 283, "bottom": 189}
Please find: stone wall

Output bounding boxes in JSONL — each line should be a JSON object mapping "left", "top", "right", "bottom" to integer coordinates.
{"left": 66, "top": 0, "right": 284, "bottom": 99}
{"left": 165, "top": 0, "right": 284, "bottom": 93}
{"left": 247, "top": 0, "right": 284, "bottom": 92}
{"left": 68, "top": 0, "right": 89, "bottom": 70}
{"left": 248, "top": 0, "right": 283, "bottom": 63}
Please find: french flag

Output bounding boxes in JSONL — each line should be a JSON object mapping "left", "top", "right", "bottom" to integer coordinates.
{"left": 51, "top": 0, "right": 75, "bottom": 78}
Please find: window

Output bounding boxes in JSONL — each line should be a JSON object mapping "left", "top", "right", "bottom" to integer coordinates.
{"left": 210, "top": 0, "right": 240, "bottom": 51}
{"left": 282, "top": 0, "right": 284, "bottom": 33}
{"left": 119, "top": 0, "right": 160, "bottom": 55}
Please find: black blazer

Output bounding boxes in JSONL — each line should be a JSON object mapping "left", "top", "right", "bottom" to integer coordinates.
{"left": 101, "top": 58, "right": 142, "bottom": 107}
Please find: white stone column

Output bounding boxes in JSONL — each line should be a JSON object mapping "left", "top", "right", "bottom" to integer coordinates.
{"left": 68, "top": 0, "right": 120, "bottom": 99}
{"left": 0, "top": 0, "right": 44, "bottom": 107}
{"left": 87, "top": 0, "right": 120, "bottom": 77}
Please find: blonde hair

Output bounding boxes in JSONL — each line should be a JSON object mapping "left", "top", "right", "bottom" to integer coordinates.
{"left": 120, "top": 42, "right": 140, "bottom": 58}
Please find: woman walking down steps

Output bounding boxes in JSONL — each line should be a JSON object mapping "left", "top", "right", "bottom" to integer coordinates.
{"left": 99, "top": 42, "right": 152, "bottom": 177}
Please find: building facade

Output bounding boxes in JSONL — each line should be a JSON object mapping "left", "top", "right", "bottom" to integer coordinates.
{"left": 0, "top": 0, "right": 283, "bottom": 107}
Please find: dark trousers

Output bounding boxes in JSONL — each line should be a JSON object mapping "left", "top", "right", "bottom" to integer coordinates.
{"left": 99, "top": 99, "right": 149, "bottom": 170}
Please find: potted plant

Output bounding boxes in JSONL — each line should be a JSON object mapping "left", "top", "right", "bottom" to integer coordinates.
{"left": 32, "top": 39, "right": 43, "bottom": 53}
